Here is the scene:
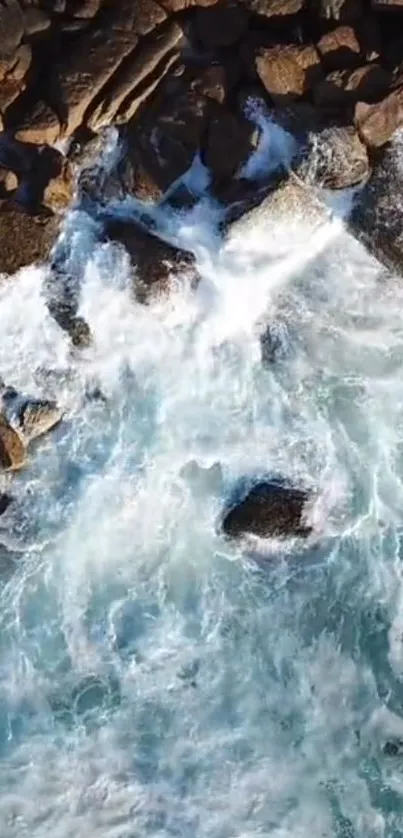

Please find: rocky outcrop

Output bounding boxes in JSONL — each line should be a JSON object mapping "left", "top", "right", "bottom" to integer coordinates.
{"left": 103, "top": 217, "right": 199, "bottom": 302}
{"left": 0, "top": 383, "right": 62, "bottom": 442}
{"left": 355, "top": 88, "right": 403, "bottom": 148}
{"left": 0, "top": 414, "right": 25, "bottom": 471}
{"left": 256, "top": 44, "right": 323, "bottom": 102}
{"left": 297, "top": 125, "right": 369, "bottom": 189}
{"left": 0, "top": 203, "right": 59, "bottom": 276}
{"left": 222, "top": 480, "right": 313, "bottom": 539}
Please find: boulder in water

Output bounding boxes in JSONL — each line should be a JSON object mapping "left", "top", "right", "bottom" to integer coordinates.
{"left": 0, "top": 414, "right": 25, "bottom": 471}
{"left": 103, "top": 216, "right": 198, "bottom": 302}
{"left": 222, "top": 479, "right": 313, "bottom": 539}
{"left": 0, "top": 382, "right": 63, "bottom": 442}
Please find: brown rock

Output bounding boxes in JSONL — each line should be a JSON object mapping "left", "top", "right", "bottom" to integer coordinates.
{"left": 22, "top": 7, "right": 51, "bottom": 36}
{"left": 194, "top": 1, "right": 248, "bottom": 48}
{"left": 72, "top": 0, "right": 104, "bottom": 17}
{"left": 116, "top": 146, "right": 164, "bottom": 202}
{"left": 159, "top": 0, "right": 220, "bottom": 9}
{"left": 0, "top": 414, "right": 25, "bottom": 471}
{"left": 14, "top": 100, "right": 60, "bottom": 145}
{"left": 256, "top": 44, "right": 322, "bottom": 102}
{"left": 0, "top": 203, "right": 59, "bottom": 275}
{"left": 8, "top": 44, "right": 32, "bottom": 83}
{"left": 316, "top": 25, "right": 361, "bottom": 71}
{"left": 0, "top": 0, "right": 24, "bottom": 59}
{"left": 242, "top": 0, "right": 304, "bottom": 15}
{"left": 204, "top": 106, "right": 259, "bottom": 182}
{"left": 53, "top": 0, "right": 168, "bottom": 139}
{"left": 297, "top": 125, "right": 369, "bottom": 189}
{"left": 87, "top": 20, "right": 184, "bottom": 131}
{"left": 355, "top": 87, "right": 403, "bottom": 148}
{"left": 43, "top": 159, "right": 74, "bottom": 212}
{"left": 191, "top": 65, "right": 228, "bottom": 104}
{"left": 104, "top": 217, "right": 198, "bottom": 302}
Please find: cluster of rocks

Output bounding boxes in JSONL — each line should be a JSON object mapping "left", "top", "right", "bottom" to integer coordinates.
{"left": 3, "top": 1, "right": 403, "bottom": 541}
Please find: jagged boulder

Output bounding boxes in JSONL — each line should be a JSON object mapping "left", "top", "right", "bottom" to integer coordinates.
{"left": 103, "top": 217, "right": 198, "bottom": 302}
{"left": 0, "top": 414, "right": 25, "bottom": 471}
{"left": 0, "top": 383, "right": 63, "bottom": 442}
{"left": 222, "top": 480, "right": 313, "bottom": 539}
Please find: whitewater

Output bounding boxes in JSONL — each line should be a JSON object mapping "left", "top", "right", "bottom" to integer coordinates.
{"left": 1, "top": 126, "right": 403, "bottom": 838}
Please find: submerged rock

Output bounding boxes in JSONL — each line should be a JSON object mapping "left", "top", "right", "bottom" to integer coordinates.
{"left": 103, "top": 216, "right": 198, "bottom": 302}
{"left": 222, "top": 480, "right": 313, "bottom": 540}
{"left": 0, "top": 202, "right": 59, "bottom": 276}
{"left": 0, "top": 414, "right": 25, "bottom": 471}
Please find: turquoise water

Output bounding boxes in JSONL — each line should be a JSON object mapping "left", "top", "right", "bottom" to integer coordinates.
{"left": 0, "top": 170, "right": 403, "bottom": 837}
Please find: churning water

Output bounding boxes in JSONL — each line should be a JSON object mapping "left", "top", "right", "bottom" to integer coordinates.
{"left": 2, "top": 128, "right": 403, "bottom": 838}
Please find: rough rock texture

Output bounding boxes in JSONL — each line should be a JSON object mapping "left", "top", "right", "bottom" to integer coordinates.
{"left": 312, "top": 0, "right": 363, "bottom": 20}
{"left": 314, "top": 65, "right": 392, "bottom": 111}
{"left": 349, "top": 140, "right": 403, "bottom": 273}
{"left": 203, "top": 105, "right": 258, "bottom": 182}
{"left": 0, "top": 204, "right": 59, "bottom": 275}
{"left": 297, "top": 125, "right": 369, "bottom": 188}
{"left": 355, "top": 88, "right": 403, "bottom": 148}
{"left": 222, "top": 480, "right": 313, "bottom": 539}
{"left": 104, "top": 217, "right": 198, "bottom": 302}
{"left": 0, "top": 414, "right": 25, "bottom": 471}
{"left": 243, "top": 0, "right": 305, "bottom": 16}
{"left": 256, "top": 44, "right": 322, "bottom": 101}
{"left": 316, "top": 26, "right": 361, "bottom": 71}
{"left": 0, "top": 384, "right": 63, "bottom": 442}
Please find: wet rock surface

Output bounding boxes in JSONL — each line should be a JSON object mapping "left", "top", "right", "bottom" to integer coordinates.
{"left": 222, "top": 480, "right": 313, "bottom": 539}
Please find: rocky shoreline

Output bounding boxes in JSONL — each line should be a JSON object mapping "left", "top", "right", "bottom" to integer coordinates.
{"left": 2, "top": 0, "right": 403, "bottom": 540}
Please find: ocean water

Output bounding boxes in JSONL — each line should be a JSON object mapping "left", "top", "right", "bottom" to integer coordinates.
{"left": 1, "top": 128, "right": 403, "bottom": 838}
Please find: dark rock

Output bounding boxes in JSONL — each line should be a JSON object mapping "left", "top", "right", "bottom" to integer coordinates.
{"left": 256, "top": 44, "right": 323, "bottom": 102}
{"left": 316, "top": 25, "right": 361, "bottom": 71}
{"left": 158, "top": 0, "right": 219, "bottom": 9}
{"left": 297, "top": 125, "right": 369, "bottom": 189}
{"left": 14, "top": 100, "right": 60, "bottom": 145}
{"left": 164, "top": 182, "right": 199, "bottom": 210}
{"left": 0, "top": 493, "right": 12, "bottom": 516}
{"left": 45, "top": 257, "right": 93, "bottom": 348}
{"left": 242, "top": 0, "right": 305, "bottom": 16}
{"left": 222, "top": 479, "right": 313, "bottom": 540}
{"left": 372, "top": 0, "right": 403, "bottom": 9}
{"left": 191, "top": 64, "right": 232, "bottom": 105}
{"left": 383, "top": 740, "right": 403, "bottom": 756}
{"left": 22, "top": 7, "right": 51, "bottom": 37}
{"left": 0, "top": 202, "right": 59, "bottom": 275}
{"left": 260, "top": 323, "right": 289, "bottom": 365}
{"left": 311, "top": 0, "right": 363, "bottom": 21}
{"left": 349, "top": 141, "right": 403, "bottom": 274}
{"left": 203, "top": 105, "right": 259, "bottom": 183}
{"left": 0, "top": 414, "right": 25, "bottom": 471}
{"left": 194, "top": 1, "right": 248, "bottom": 48}
{"left": 314, "top": 65, "right": 392, "bottom": 112}
{"left": 103, "top": 217, "right": 199, "bottom": 302}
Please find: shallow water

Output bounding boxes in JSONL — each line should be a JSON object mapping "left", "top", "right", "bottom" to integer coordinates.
{"left": 1, "top": 133, "right": 403, "bottom": 838}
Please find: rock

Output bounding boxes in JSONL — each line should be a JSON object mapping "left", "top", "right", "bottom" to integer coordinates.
{"left": 164, "top": 182, "right": 199, "bottom": 210}
{"left": 116, "top": 147, "right": 164, "bottom": 203}
{"left": 0, "top": 384, "right": 63, "bottom": 441}
{"left": 260, "top": 322, "right": 289, "bottom": 365}
{"left": 49, "top": 0, "right": 168, "bottom": 140}
{"left": 194, "top": 1, "right": 248, "bottom": 48}
{"left": 87, "top": 20, "right": 184, "bottom": 131}
{"left": 222, "top": 480, "right": 313, "bottom": 539}
{"left": 243, "top": 0, "right": 304, "bottom": 15}
{"left": 226, "top": 174, "right": 330, "bottom": 238}
{"left": 103, "top": 217, "right": 198, "bottom": 302}
{"left": 256, "top": 44, "right": 322, "bottom": 102}
{"left": 191, "top": 64, "right": 229, "bottom": 105}
{"left": 311, "top": 0, "right": 363, "bottom": 21}
{"left": 297, "top": 125, "right": 369, "bottom": 189}
{"left": 314, "top": 65, "right": 392, "bottom": 112}
{"left": 0, "top": 493, "right": 12, "bottom": 515}
{"left": 372, "top": 1, "right": 403, "bottom": 9}
{"left": 0, "top": 203, "right": 59, "bottom": 275}
{"left": 22, "top": 7, "right": 51, "bottom": 37}
{"left": 355, "top": 87, "right": 403, "bottom": 148}
{"left": 349, "top": 140, "right": 403, "bottom": 274}
{"left": 203, "top": 105, "right": 259, "bottom": 183}
{"left": 316, "top": 25, "right": 361, "bottom": 71}
{"left": 0, "top": 0, "right": 24, "bottom": 59}
{"left": 158, "top": 0, "right": 221, "bottom": 9}
{"left": 14, "top": 100, "right": 61, "bottom": 145}
{"left": 125, "top": 81, "right": 212, "bottom": 193}
{"left": 0, "top": 414, "right": 25, "bottom": 471}
{"left": 383, "top": 740, "right": 403, "bottom": 756}
{"left": 72, "top": 0, "right": 104, "bottom": 17}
